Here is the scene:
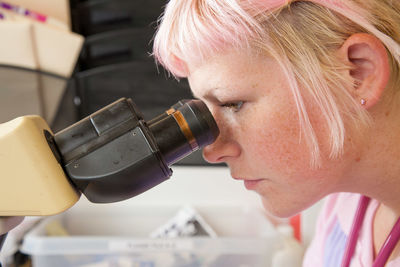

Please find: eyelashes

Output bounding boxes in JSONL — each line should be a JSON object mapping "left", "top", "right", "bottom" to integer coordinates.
{"left": 221, "top": 101, "right": 244, "bottom": 112}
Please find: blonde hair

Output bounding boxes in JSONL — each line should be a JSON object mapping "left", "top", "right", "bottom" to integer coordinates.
{"left": 153, "top": 0, "right": 400, "bottom": 167}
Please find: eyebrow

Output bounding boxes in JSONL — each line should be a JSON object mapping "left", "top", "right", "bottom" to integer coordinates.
{"left": 195, "top": 88, "right": 223, "bottom": 104}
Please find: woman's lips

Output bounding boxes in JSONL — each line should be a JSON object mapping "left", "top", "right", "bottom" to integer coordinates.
{"left": 243, "top": 179, "right": 264, "bottom": 190}
{"left": 232, "top": 176, "right": 266, "bottom": 190}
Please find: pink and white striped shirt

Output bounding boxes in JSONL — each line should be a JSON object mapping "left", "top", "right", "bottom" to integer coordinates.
{"left": 303, "top": 193, "right": 400, "bottom": 267}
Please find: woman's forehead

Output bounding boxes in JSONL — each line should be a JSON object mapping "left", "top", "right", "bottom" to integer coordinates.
{"left": 188, "top": 50, "right": 282, "bottom": 93}
{"left": 187, "top": 47, "right": 273, "bottom": 75}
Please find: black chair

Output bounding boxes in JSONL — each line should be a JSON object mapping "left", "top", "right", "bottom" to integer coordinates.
{"left": 80, "top": 28, "right": 155, "bottom": 70}
{"left": 71, "top": 0, "right": 166, "bottom": 36}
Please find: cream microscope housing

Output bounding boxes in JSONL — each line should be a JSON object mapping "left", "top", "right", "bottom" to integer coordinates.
{"left": 0, "top": 115, "right": 80, "bottom": 216}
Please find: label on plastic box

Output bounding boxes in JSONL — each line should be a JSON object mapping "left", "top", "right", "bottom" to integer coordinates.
{"left": 150, "top": 206, "right": 217, "bottom": 238}
{"left": 108, "top": 240, "right": 194, "bottom": 252}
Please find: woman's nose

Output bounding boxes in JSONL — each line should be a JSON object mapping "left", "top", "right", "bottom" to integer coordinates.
{"left": 202, "top": 121, "right": 241, "bottom": 164}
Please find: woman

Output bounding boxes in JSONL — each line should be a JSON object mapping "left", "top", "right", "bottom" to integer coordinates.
{"left": 153, "top": 0, "right": 400, "bottom": 266}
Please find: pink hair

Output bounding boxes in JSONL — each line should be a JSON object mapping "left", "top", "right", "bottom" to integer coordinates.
{"left": 153, "top": 0, "right": 400, "bottom": 76}
{"left": 153, "top": 0, "right": 262, "bottom": 77}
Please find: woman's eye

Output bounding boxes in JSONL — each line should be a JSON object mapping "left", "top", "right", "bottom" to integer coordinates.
{"left": 221, "top": 101, "right": 244, "bottom": 112}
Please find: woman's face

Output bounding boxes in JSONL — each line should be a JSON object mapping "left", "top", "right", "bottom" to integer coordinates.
{"left": 188, "top": 49, "right": 354, "bottom": 217}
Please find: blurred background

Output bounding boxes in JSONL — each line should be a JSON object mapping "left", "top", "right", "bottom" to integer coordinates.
{"left": 0, "top": 1, "right": 323, "bottom": 266}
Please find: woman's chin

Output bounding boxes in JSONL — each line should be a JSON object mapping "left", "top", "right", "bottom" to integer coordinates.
{"left": 261, "top": 197, "right": 303, "bottom": 219}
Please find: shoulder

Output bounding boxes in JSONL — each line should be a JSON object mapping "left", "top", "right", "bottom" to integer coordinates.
{"left": 318, "top": 192, "right": 361, "bottom": 232}
{"left": 302, "top": 193, "right": 361, "bottom": 266}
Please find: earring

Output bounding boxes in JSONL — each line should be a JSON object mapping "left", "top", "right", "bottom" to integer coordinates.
{"left": 360, "top": 98, "right": 367, "bottom": 105}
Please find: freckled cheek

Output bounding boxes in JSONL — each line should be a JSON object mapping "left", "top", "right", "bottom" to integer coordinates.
{"left": 243, "top": 110, "right": 311, "bottom": 170}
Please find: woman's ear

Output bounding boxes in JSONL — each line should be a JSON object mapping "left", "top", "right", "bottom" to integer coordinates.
{"left": 338, "top": 33, "right": 390, "bottom": 109}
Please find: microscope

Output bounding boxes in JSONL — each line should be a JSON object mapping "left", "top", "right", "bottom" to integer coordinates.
{"left": 0, "top": 97, "right": 219, "bottom": 257}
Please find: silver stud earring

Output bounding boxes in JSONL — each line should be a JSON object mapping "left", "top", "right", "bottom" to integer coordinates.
{"left": 361, "top": 98, "right": 367, "bottom": 105}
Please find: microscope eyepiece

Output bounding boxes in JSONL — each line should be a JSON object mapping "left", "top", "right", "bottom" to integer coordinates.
{"left": 148, "top": 99, "right": 219, "bottom": 165}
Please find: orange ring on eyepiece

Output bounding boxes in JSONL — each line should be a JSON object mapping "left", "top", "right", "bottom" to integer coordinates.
{"left": 171, "top": 110, "right": 198, "bottom": 150}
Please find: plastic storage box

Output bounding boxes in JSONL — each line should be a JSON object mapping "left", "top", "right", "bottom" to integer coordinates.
{"left": 21, "top": 205, "right": 281, "bottom": 267}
